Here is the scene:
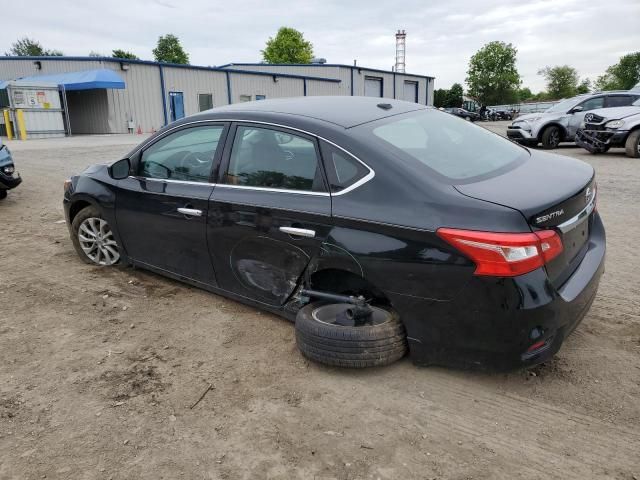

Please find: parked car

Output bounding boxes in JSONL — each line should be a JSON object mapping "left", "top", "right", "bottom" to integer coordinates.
{"left": 63, "top": 97, "right": 605, "bottom": 370}
{"left": 444, "top": 107, "right": 481, "bottom": 122}
{"left": 0, "top": 137, "right": 21, "bottom": 199}
{"left": 575, "top": 98, "right": 640, "bottom": 157}
{"left": 507, "top": 91, "right": 640, "bottom": 149}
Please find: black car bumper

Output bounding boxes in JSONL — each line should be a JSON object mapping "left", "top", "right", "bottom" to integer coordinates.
{"left": 575, "top": 128, "right": 628, "bottom": 153}
{"left": 395, "top": 213, "right": 606, "bottom": 371}
{"left": 0, "top": 171, "right": 21, "bottom": 190}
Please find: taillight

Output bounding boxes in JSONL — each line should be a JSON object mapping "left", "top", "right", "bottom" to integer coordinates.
{"left": 436, "top": 228, "right": 563, "bottom": 277}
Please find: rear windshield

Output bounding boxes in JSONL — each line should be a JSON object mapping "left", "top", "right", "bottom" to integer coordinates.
{"left": 360, "top": 109, "right": 527, "bottom": 181}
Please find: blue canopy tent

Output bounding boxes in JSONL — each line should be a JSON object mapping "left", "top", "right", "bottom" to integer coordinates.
{"left": 0, "top": 69, "right": 125, "bottom": 136}
{"left": 0, "top": 69, "right": 125, "bottom": 91}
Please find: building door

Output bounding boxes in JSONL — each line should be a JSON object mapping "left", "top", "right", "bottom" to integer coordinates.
{"left": 364, "top": 76, "right": 383, "bottom": 97}
{"left": 403, "top": 81, "right": 418, "bottom": 103}
{"left": 169, "top": 91, "right": 185, "bottom": 121}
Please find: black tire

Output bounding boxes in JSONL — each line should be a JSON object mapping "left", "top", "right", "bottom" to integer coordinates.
{"left": 295, "top": 302, "right": 408, "bottom": 368}
{"left": 625, "top": 130, "right": 640, "bottom": 158}
{"left": 541, "top": 126, "right": 562, "bottom": 149}
{"left": 0, "top": 190, "right": 7, "bottom": 200}
{"left": 70, "top": 205, "right": 120, "bottom": 266}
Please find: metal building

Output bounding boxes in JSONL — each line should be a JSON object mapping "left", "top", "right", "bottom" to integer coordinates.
{"left": 0, "top": 56, "right": 434, "bottom": 136}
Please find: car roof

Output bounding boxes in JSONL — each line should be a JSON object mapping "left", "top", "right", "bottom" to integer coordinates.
{"left": 196, "top": 96, "right": 427, "bottom": 128}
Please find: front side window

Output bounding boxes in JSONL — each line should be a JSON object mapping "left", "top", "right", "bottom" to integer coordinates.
{"left": 362, "top": 109, "right": 527, "bottom": 182}
{"left": 140, "top": 125, "right": 224, "bottom": 182}
{"left": 578, "top": 96, "right": 604, "bottom": 112}
{"left": 225, "top": 126, "right": 325, "bottom": 192}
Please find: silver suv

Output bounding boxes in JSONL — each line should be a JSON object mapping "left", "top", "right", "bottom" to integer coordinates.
{"left": 575, "top": 98, "right": 640, "bottom": 158}
{"left": 507, "top": 91, "right": 640, "bottom": 149}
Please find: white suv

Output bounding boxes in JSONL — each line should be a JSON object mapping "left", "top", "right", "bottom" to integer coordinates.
{"left": 507, "top": 91, "right": 640, "bottom": 149}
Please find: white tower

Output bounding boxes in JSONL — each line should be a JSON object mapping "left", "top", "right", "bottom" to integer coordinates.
{"left": 395, "top": 30, "right": 406, "bottom": 73}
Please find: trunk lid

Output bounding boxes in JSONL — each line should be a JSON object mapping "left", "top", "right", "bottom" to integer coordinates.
{"left": 454, "top": 150, "right": 595, "bottom": 286}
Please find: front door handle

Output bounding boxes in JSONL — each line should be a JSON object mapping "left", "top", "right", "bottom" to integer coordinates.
{"left": 279, "top": 226, "right": 316, "bottom": 238}
{"left": 177, "top": 207, "right": 203, "bottom": 217}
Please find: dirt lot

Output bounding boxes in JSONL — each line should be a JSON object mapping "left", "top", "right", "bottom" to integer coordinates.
{"left": 1, "top": 124, "right": 639, "bottom": 479}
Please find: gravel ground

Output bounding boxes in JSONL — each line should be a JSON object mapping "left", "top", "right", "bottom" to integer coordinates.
{"left": 1, "top": 122, "right": 639, "bottom": 479}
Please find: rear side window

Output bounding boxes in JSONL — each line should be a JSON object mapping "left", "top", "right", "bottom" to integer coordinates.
{"left": 606, "top": 95, "right": 633, "bottom": 107}
{"left": 362, "top": 109, "right": 526, "bottom": 181}
{"left": 320, "top": 141, "right": 369, "bottom": 192}
{"left": 224, "top": 126, "right": 326, "bottom": 192}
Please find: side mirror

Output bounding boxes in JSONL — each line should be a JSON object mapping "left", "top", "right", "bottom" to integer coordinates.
{"left": 109, "top": 158, "right": 131, "bottom": 180}
{"left": 569, "top": 105, "right": 583, "bottom": 114}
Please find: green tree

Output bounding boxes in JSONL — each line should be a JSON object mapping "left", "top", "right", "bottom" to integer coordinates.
{"left": 596, "top": 52, "right": 640, "bottom": 90}
{"left": 576, "top": 78, "right": 591, "bottom": 94}
{"left": 433, "top": 88, "right": 448, "bottom": 108}
{"left": 538, "top": 65, "right": 579, "bottom": 99}
{"left": 88, "top": 51, "right": 103, "bottom": 57}
{"left": 517, "top": 87, "right": 533, "bottom": 102}
{"left": 112, "top": 49, "right": 139, "bottom": 60}
{"left": 445, "top": 83, "right": 464, "bottom": 108}
{"left": 466, "top": 41, "right": 520, "bottom": 105}
{"left": 5, "top": 37, "right": 63, "bottom": 56}
{"left": 153, "top": 34, "right": 189, "bottom": 64}
{"left": 261, "top": 27, "right": 314, "bottom": 64}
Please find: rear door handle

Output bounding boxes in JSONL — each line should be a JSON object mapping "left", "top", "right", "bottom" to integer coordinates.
{"left": 279, "top": 226, "right": 316, "bottom": 238}
{"left": 177, "top": 207, "right": 203, "bottom": 217}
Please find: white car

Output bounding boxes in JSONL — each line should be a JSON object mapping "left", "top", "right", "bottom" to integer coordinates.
{"left": 507, "top": 91, "right": 640, "bottom": 149}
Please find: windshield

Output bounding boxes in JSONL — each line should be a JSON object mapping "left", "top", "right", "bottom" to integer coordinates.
{"left": 545, "top": 97, "right": 582, "bottom": 113}
{"left": 360, "top": 109, "right": 527, "bottom": 181}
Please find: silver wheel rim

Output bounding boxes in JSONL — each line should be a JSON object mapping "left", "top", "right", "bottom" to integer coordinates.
{"left": 78, "top": 217, "right": 120, "bottom": 265}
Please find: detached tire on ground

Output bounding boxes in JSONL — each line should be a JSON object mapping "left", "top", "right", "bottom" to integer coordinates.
{"left": 295, "top": 302, "right": 408, "bottom": 368}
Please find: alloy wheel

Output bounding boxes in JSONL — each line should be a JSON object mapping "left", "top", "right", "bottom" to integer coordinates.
{"left": 77, "top": 217, "right": 120, "bottom": 265}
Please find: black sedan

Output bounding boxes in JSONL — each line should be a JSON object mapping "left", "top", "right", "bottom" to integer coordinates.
{"left": 444, "top": 107, "right": 481, "bottom": 122}
{"left": 63, "top": 97, "right": 605, "bottom": 370}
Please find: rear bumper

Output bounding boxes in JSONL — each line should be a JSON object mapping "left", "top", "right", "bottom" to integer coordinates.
{"left": 395, "top": 213, "right": 606, "bottom": 371}
{"left": 575, "top": 128, "right": 628, "bottom": 153}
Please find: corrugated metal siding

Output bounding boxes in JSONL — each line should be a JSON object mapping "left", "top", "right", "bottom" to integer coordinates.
{"left": 230, "top": 74, "right": 304, "bottom": 102}
{"left": 304, "top": 79, "right": 344, "bottom": 96}
{"left": 106, "top": 63, "right": 164, "bottom": 134}
{"left": 162, "top": 67, "right": 228, "bottom": 115}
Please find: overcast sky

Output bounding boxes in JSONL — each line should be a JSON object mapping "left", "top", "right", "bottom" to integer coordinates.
{"left": 2, "top": 0, "right": 638, "bottom": 92}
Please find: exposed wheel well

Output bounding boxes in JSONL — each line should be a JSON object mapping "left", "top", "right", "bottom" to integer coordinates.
{"left": 69, "top": 200, "right": 92, "bottom": 224}
{"left": 308, "top": 268, "right": 391, "bottom": 306}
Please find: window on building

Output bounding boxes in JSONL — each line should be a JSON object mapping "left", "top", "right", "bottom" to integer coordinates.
{"left": 225, "top": 126, "right": 325, "bottom": 192}
{"left": 140, "top": 125, "right": 224, "bottom": 182}
{"left": 255, "top": 95, "right": 266, "bottom": 100}
{"left": 239, "top": 95, "right": 252, "bottom": 102}
{"left": 364, "top": 76, "right": 383, "bottom": 97}
{"left": 403, "top": 81, "right": 418, "bottom": 103}
{"left": 198, "top": 93, "right": 213, "bottom": 112}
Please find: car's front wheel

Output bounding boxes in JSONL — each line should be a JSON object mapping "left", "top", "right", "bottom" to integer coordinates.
{"left": 295, "top": 302, "right": 408, "bottom": 368}
{"left": 541, "top": 126, "right": 561, "bottom": 149}
{"left": 71, "top": 206, "right": 120, "bottom": 266}
{"left": 625, "top": 130, "right": 640, "bottom": 158}
{"left": 0, "top": 190, "right": 6, "bottom": 200}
